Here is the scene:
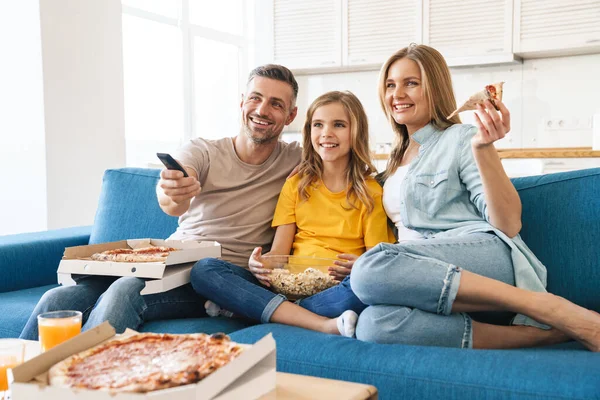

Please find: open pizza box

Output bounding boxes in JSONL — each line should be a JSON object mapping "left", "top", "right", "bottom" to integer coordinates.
{"left": 56, "top": 239, "right": 221, "bottom": 295}
{"left": 11, "top": 322, "right": 276, "bottom": 400}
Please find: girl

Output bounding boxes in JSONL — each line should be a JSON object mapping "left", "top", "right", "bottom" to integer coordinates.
{"left": 349, "top": 44, "right": 600, "bottom": 351}
{"left": 193, "top": 91, "right": 394, "bottom": 336}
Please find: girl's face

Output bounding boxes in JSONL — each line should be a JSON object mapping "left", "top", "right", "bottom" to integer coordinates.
{"left": 385, "top": 58, "right": 431, "bottom": 134}
{"left": 310, "top": 102, "right": 352, "bottom": 166}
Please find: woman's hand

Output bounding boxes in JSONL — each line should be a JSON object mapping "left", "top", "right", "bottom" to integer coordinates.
{"left": 248, "top": 247, "right": 272, "bottom": 287}
{"left": 328, "top": 254, "right": 358, "bottom": 281}
{"left": 472, "top": 100, "right": 511, "bottom": 149}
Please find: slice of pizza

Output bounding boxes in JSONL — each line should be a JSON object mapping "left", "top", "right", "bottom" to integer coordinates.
{"left": 447, "top": 82, "right": 504, "bottom": 119}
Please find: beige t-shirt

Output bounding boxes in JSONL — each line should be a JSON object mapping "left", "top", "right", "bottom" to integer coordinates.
{"left": 168, "top": 137, "right": 302, "bottom": 268}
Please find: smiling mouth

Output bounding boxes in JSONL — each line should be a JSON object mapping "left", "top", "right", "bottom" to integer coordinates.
{"left": 393, "top": 104, "right": 413, "bottom": 111}
{"left": 250, "top": 116, "right": 272, "bottom": 126}
{"left": 320, "top": 143, "right": 339, "bottom": 148}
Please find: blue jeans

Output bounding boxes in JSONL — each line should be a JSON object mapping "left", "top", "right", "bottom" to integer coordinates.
{"left": 190, "top": 258, "right": 366, "bottom": 323}
{"left": 350, "top": 233, "right": 515, "bottom": 349}
{"left": 20, "top": 275, "right": 206, "bottom": 340}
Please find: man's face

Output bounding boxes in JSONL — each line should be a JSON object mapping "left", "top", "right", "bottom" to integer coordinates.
{"left": 240, "top": 77, "right": 297, "bottom": 145}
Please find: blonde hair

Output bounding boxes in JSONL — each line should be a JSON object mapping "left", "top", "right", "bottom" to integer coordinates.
{"left": 378, "top": 44, "right": 461, "bottom": 179}
{"left": 298, "top": 91, "right": 377, "bottom": 212}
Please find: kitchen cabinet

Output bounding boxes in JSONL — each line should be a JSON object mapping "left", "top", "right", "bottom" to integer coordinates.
{"left": 268, "top": 0, "right": 521, "bottom": 72}
{"left": 264, "top": 0, "right": 600, "bottom": 72}
{"left": 345, "top": 0, "right": 420, "bottom": 66}
{"left": 514, "top": 0, "right": 600, "bottom": 57}
{"left": 272, "top": 0, "right": 342, "bottom": 70}
{"left": 423, "top": 0, "right": 519, "bottom": 67}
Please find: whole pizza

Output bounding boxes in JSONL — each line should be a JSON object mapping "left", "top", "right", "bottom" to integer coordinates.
{"left": 49, "top": 332, "right": 244, "bottom": 393}
{"left": 90, "top": 246, "right": 179, "bottom": 263}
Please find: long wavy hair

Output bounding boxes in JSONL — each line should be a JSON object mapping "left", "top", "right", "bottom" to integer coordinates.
{"left": 379, "top": 44, "right": 461, "bottom": 180}
{"left": 297, "top": 91, "right": 377, "bottom": 212}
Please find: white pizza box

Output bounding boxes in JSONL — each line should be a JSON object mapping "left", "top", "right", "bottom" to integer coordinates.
{"left": 11, "top": 322, "right": 276, "bottom": 400}
{"left": 56, "top": 239, "right": 221, "bottom": 280}
{"left": 57, "top": 262, "right": 194, "bottom": 296}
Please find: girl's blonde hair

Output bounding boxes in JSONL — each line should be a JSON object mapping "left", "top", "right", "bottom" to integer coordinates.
{"left": 378, "top": 44, "right": 461, "bottom": 179}
{"left": 298, "top": 91, "right": 377, "bottom": 212}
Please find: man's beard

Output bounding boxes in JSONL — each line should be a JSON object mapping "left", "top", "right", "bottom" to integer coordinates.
{"left": 242, "top": 119, "right": 279, "bottom": 145}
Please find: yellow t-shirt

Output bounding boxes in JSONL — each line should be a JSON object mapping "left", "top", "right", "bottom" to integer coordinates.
{"left": 272, "top": 174, "right": 395, "bottom": 259}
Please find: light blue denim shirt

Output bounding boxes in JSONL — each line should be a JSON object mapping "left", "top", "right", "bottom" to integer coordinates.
{"left": 393, "top": 123, "right": 547, "bottom": 327}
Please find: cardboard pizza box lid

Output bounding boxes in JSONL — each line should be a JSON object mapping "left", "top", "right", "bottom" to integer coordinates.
{"left": 10, "top": 322, "right": 276, "bottom": 400}
{"left": 12, "top": 322, "right": 116, "bottom": 384}
{"left": 57, "top": 239, "right": 220, "bottom": 280}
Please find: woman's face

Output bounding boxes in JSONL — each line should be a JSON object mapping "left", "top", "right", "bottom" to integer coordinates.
{"left": 310, "top": 102, "right": 352, "bottom": 166}
{"left": 384, "top": 58, "right": 431, "bottom": 135}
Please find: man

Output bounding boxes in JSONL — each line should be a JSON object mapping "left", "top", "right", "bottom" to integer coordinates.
{"left": 20, "top": 64, "right": 302, "bottom": 339}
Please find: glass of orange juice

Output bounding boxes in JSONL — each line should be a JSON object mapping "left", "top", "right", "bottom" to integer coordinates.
{"left": 0, "top": 339, "right": 25, "bottom": 399}
{"left": 37, "top": 310, "right": 82, "bottom": 352}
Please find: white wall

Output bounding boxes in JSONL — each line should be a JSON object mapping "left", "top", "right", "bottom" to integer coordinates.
{"left": 284, "top": 53, "right": 600, "bottom": 153}
{"left": 0, "top": 0, "right": 126, "bottom": 236}
{"left": 40, "top": 0, "right": 126, "bottom": 230}
{"left": 0, "top": 1, "right": 48, "bottom": 236}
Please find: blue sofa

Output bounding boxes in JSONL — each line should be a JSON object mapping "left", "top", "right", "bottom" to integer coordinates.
{"left": 1, "top": 167, "right": 599, "bottom": 399}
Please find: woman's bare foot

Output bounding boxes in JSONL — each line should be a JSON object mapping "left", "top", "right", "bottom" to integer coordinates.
{"left": 535, "top": 293, "right": 600, "bottom": 352}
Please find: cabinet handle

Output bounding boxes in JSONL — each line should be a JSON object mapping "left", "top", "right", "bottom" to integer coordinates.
{"left": 486, "top": 48, "right": 503, "bottom": 52}
{"left": 350, "top": 58, "right": 366, "bottom": 63}
{"left": 320, "top": 61, "right": 336, "bottom": 65}
{"left": 586, "top": 39, "right": 600, "bottom": 44}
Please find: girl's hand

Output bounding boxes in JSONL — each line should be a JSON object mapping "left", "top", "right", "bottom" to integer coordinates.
{"left": 328, "top": 254, "right": 358, "bottom": 281}
{"left": 248, "top": 247, "right": 272, "bottom": 287}
{"left": 472, "top": 100, "right": 511, "bottom": 149}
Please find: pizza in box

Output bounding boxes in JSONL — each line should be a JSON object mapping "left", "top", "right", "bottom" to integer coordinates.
{"left": 90, "top": 246, "right": 180, "bottom": 263}
{"left": 49, "top": 332, "right": 244, "bottom": 393}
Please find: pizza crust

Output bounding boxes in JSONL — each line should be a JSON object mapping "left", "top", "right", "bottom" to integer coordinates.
{"left": 448, "top": 82, "right": 504, "bottom": 118}
{"left": 49, "top": 332, "right": 244, "bottom": 393}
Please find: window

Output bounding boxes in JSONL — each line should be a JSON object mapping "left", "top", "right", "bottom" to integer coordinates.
{"left": 121, "top": 0, "right": 246, "bottom": 167}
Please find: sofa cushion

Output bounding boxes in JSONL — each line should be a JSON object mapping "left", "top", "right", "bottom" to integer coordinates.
{"left": 0, "top": 284, "right": 58, "bottom": 338}
{"left": 141, "top": 318, "right": 253, "bottom": 335}
{"left": 89, "top": 168, "right": 179, "bottom": 244}
{"left": 0, "top": 226, "right": 91, "bottom": 293}
{"left": 513, "top": 168, "right": 600, "bottom": 311}
{"left": 231, "top": 324, "right": 598, "bottom": 400}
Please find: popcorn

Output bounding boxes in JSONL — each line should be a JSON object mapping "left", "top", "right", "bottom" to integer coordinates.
{"left": 269, "top": 267, "right": 338, "bottom": 298}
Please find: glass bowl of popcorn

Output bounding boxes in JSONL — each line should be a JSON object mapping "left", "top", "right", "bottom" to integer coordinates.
{"left": 260, "top": 255, "right": 339, "bottom": 299}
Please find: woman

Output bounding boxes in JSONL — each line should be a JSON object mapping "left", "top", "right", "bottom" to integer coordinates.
{"left": 349, "top": 44, "right": 600, "bottom": 351}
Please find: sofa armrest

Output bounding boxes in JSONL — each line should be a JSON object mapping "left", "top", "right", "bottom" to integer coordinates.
{"left": 0, "top": 226, "right": 91, "bottom": 293}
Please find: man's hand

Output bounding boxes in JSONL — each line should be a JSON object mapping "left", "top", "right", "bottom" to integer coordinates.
{"left": 248, "top": 247, "right": 272, "bottom": 287}
{"left": 159, "top": 169, "right": 201, "bottom": 204}
{"left": 328, "top": 254, "right": 358, "bottom": 281}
